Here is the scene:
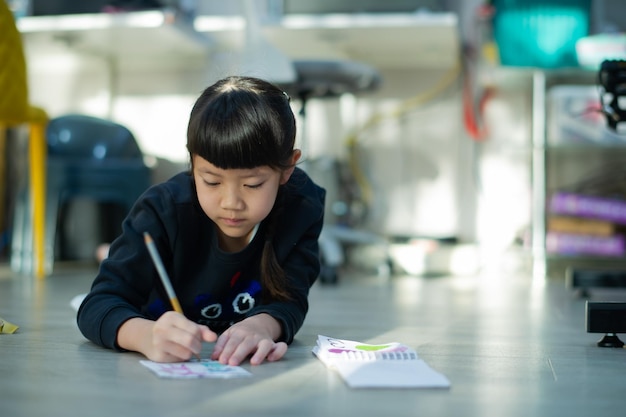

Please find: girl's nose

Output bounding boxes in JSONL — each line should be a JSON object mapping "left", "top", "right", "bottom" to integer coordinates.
{"left": 220, "top": 187, "right": 244, "bottom": 210}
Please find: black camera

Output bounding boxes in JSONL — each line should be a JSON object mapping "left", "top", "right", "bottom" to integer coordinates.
{"left": 598, "top": 59, "right": 626, "bottom": 131}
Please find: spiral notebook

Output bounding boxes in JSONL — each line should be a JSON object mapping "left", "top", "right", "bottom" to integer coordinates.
{"left": 312, "top": 335, "right": 450, "bottom": 389}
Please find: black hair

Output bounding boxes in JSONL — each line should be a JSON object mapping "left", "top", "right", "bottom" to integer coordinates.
{"left": 187, "top": 76, "right": 296, "bottom": 301}
{"left": 187, "top": 76, "right": 295, "bottom": 170}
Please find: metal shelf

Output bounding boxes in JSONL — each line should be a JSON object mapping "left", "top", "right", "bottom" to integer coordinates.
{"left": 17, "top": 10, "right": 460, "bottom": 72}
{"left": 194, "top": 12, "right": 460, "bottom": 70}
{"left": 17, "top": 10, "right": 212, "bottom": 70}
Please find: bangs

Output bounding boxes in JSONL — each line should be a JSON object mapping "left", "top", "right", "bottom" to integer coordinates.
{"left": 197, "top": 115, "right": 280, "bottom": 169}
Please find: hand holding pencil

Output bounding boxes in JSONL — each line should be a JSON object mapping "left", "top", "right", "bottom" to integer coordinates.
{"left": 143, "top": 232, "right": 216, "bottom": 361}
{"left": 142, "top": 232, "right": 283, "bottom": 366}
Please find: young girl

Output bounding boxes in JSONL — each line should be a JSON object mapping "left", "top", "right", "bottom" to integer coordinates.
{"left": 77, "top": 76, "right": 326, "bottom": 366}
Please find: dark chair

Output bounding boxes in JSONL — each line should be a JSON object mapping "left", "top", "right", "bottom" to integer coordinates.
{"left": 11, "top": 114, "right": 152, "bottom": 274}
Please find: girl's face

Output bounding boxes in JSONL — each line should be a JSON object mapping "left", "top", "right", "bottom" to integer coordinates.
{"left": 192, "top": 153, "right": 298, "bottom": 252}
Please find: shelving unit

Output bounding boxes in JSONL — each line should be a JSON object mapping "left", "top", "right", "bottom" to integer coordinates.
{"left": 531, "top": 68, "right": 626, "bottom": 279}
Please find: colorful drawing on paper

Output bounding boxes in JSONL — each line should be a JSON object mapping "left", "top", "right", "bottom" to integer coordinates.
{"left": 140, "top": 359, "right": 252, "bottom": 379}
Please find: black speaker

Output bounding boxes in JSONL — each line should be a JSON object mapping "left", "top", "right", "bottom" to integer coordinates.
{"left": 586, "top": 301, "right": 626, "bottom": 347}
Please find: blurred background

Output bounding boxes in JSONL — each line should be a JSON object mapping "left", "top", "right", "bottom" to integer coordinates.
{"left": 3, "top": 0, "right": 626, "bottom": 281}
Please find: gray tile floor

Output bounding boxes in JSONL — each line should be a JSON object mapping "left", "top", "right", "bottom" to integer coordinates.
{"left": 2, "top": 261, "right": 626, "bottom": 417}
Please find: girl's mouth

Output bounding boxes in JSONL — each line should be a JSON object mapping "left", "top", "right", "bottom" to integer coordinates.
{"left": 222, "top": 218, "right": 244, "bottom": 227}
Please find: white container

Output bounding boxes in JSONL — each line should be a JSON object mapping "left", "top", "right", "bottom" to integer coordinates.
{"left": 547, "top": 85, "right": 626, "bottom": 145}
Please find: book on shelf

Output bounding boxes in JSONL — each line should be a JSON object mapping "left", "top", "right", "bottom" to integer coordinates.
{"left": 312, "top": 335, "right": 450, "bottom": 389}
{"left": 547, "top": 215, "right": 615, "bottom": 237}
{"left": 546, "top": 231, "right": 625, "bottom": 257}
{"left": 549, "top": 192, "right": 626, "bottom": 225}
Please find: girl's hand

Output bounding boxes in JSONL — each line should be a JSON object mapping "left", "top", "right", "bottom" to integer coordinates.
{"left": 148, "top": 311, "right": 217, "bottom": 362}
{"left": 211, "top": 313, "right": 287, "bottom": 366}
{"left": 117, "top": 312, "right": 217, "bottom": 363}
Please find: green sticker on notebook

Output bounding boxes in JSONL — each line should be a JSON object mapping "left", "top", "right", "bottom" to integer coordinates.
{"left": 355, "top": 344, "right": 391, "bottom": 351}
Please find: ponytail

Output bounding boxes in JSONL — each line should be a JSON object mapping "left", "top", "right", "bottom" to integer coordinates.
{"left": 260, "top": 190, "right": 292, "bottom": 302}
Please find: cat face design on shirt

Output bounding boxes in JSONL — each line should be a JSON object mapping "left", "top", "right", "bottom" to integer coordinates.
{"left": 195, "top": 271, "right": 262, "bottom": 321}
{"left": 200, "top": 302, "right": 222, "bottom": 319}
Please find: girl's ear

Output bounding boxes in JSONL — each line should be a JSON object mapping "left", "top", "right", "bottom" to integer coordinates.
{"left": 280, "top": 149, "right": 302, "bottom": 184}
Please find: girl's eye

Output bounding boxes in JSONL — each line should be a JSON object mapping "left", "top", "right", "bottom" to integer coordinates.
{"left": 246, "top": 182, "right": 264, "bottom": 189}
{"left": 203, "top": 180, "right": 219, "bottom": 187}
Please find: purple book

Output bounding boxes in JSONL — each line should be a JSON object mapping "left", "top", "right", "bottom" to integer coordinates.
{"left": 549, "top": 192, "right": 626, "bottom": 225}
{"left": 546, "top": 232, "right": 625, "bottom": 256}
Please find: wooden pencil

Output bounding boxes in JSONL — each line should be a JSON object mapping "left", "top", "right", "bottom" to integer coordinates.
{"left": 143, "top": 232, "right": 201, "bottom": 360}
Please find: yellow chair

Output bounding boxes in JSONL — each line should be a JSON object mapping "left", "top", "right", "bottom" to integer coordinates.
{"left": 0, "top": 2, "right": 49, "bottom": 278}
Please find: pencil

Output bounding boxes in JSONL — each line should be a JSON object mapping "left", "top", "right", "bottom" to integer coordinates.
{"left": 143, "top": 232, "right": 201, "bottom": 360}
{"left": 143, "top": 232, "right": 183, "bottom": 313}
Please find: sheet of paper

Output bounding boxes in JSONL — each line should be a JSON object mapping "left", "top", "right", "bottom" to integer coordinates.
{"left": 140, "top": 359, "right": 252, "bottom": 379}
{"left": 69, "top": 293, "right": 87, "bottom": 312}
